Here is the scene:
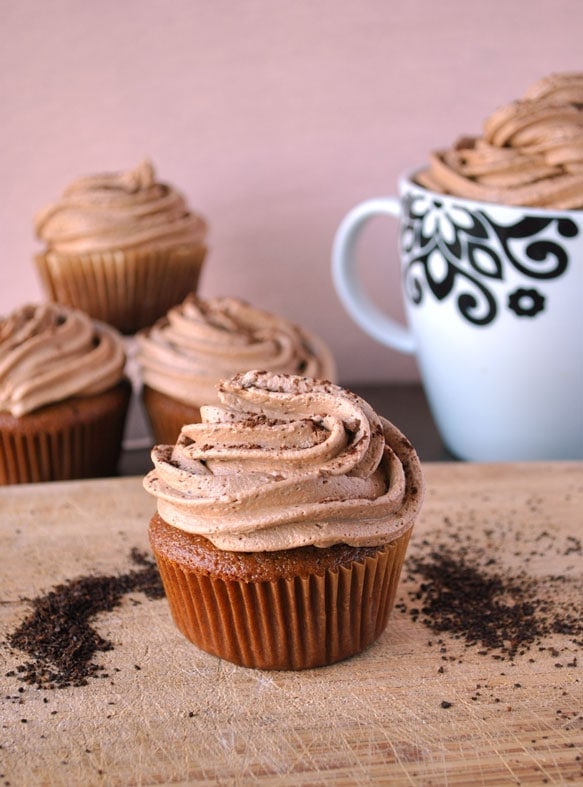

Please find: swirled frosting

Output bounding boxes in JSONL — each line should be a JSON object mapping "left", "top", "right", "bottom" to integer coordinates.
{"left": 416, "top": 72, "right": 583, "bottom": 208}
{"left": 143, "top": 371, "right": 424, "bottom": 552}
{"left": 35, "top": 159, "right": 207, "bottom": 254}
{"left": 136, "top": 295, "right": 337, "bottom": 406}
{"left": 0, "top": 303, "right": 126, "bottom": 417}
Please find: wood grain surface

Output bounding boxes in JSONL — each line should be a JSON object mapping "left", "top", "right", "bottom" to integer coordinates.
{"left": 1, "top": 462, "right": 582, "bottom": 786}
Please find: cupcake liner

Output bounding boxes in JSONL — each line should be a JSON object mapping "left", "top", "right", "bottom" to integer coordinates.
{"left": 35, "top": 243, "right": 207, "bottom": 334}
{"left": 0, "top": 379, "right": 131, "bottom": 485}
{"left": 150, "top": 515, "right": 412, "bottom": 670}
{"left": 141, "top": 385, "right": 201, "bottom": 445}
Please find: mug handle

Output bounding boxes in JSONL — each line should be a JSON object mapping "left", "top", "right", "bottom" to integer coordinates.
{"left": 332, "top": 197, "right": 416, "bottom": 355}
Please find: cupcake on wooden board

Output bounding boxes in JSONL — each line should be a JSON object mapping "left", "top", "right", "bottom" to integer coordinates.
{"left": 34, "top": 160, "right": 208, "bottom": 334}
{"left": 136, "top": 294, "right": 337, "bottom": 445}
{"left": 0, "top": 303, "right": 131, "bottom": 484}
{"left": 144, "top": 370, "right": 424, "bottom": 670}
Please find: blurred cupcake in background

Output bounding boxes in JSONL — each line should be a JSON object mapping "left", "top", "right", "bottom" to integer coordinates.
{"left": 34, "top": 160, "right": 208, "bottom": 334}
{"left": 136, "top": 294, "right": 337, "bottom": 445}
{"left": 0, "top": 303, "right": 131, "bottom": 484}
{"left": 415, "top": 71, "right": 583, "bottom": 208}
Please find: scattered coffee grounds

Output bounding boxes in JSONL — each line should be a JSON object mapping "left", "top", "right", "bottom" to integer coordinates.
{"left": 5, "top": 549, "right": 164, "bottom": 689}
{"left": 399, "top": 522, "right": 582, "bottom": 660}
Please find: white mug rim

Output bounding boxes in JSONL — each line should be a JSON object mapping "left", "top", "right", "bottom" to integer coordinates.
{"left": 398, "top": 169, "right": 583, "bottom": 218}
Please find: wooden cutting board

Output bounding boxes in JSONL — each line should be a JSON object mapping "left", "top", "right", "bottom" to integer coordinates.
{"left": 1, "top": 462, "right": 582, "bottom": 785}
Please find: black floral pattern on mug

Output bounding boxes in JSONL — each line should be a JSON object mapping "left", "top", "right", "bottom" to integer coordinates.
{"left": 400, "top": 193, "right": 577, "bottom": 326}
{"left": 507, "top": 288, "right": 546, "bottom": 317}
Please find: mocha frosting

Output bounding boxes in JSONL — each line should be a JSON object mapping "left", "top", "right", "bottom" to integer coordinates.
{"left": 136, "top": 295, "right": 337, "bottom": 407}
{"left": 143, "top": 371, "right": 424, "bottom": 552}
{"left": 416, "top": 72, "right": 583, "bottom": 209}
{"left": 34, "top": 159, "right": 207, "bottom": 254}
{"left": 0, "top": 303, "right": 126, "bottom": 417}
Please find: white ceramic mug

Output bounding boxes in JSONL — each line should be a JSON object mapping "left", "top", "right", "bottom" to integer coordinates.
{"left": 332, "top": 173, "right": 583, "bottom": 461}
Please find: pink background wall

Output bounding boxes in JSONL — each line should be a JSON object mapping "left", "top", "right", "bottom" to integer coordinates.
{"left": 1, "top": 0, "right": 580, "bottom": 384}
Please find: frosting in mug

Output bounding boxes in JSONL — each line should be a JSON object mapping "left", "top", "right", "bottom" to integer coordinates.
{"left": 35, "top": 159, "right": 207, "bottom": 254}
{"left": 0, "top": 303, "right": 126, "bottom": 417}
{"left": 416, "top": 72, "right": 583, "bottom": 209}
{"left": 143, "top": 371, "right": 424, "bottom": 552}
{"left": 136, "top": 295, "right": 337, "bottom": 407}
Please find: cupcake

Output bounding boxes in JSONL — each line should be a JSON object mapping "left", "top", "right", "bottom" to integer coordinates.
{"left": 34, "top": 159, "right": 208, "bottom": 334}
{"left": 144, "top": 370, "right": 424, "bottom": 670}
{"left": 136, "top": 294, "right": 337, "bottom": 445}
{"left": 0, "top": 303, "right": 131, "bottom": 484}
{"left": 415, "top": 71, "right": 583, "bottom": 208}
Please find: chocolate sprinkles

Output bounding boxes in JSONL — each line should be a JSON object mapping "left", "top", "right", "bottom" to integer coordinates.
{"left": 5, "top": 549, "right": 164, "bottom": 689}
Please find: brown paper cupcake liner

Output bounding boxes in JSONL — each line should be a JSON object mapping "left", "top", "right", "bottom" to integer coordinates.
{"left": 35, "top": 243, "right": 207, "bottom": 334}
{"left": 0, "top": 379, "right": 131, "bottom": 485}
{"left": 150, "top": 514, "right": 412, "bottom": 670}
{"left": 141, "top": 385, "right": 201, "bottom": 446}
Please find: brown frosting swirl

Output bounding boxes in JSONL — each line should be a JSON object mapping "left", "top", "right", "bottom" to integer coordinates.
{"left": 35, "top": 159, "right": 207, "bottom": 254}
{"left": 136, "top": 295, "right": 337, "bottom": 407}
{"left": 143, "top": 371, "right": 424, "bottom": 552}
{"left": 416, "top": 72, "right": 583, "bottom": 209}
{"left": 0, "top": 303, "right": 126, "bottom": 417}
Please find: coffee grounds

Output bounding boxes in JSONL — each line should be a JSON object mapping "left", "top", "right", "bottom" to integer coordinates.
{"left": 5, "top": 549, "right": 164, "bottom": 689}
{"left": 399, "top": 525, "right": 582, "bottom": 660}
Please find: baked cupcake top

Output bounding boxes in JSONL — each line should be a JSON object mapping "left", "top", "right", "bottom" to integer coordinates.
{"left": 136, "top": 295, "right": 337, "bottom": 407}
{"left": 0, "top": 303, "right": 126, "bottom": 417}
{"left": 143, "top": 370, "right": 424, "bottom": 551}
{"left": 34, "top": 159, "right": 207, "bottom": 254}
{"left": 416, "top": 72, "right": 583, "bottom": 208}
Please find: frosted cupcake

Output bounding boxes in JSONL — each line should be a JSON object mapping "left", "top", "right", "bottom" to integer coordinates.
{"left": 34, "top": 160, "right": 208, "bottom": 334}
{"left": 415, "top": 71, "right": 583, "bottom": 208}
{"left": 144, "top": 370, "right": 424, "bottom": 670}
{"left": 0, "top": 303, "right": 131, "bottom": 484}
{"left": 136, "top": 294, "right": 337, "bottom": 444}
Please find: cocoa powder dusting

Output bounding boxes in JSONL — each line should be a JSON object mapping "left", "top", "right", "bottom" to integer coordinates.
{"left": 398, "top": 518, "right": 582, "bottom": 661}
{"left": 5, "top": 549, "right": 164, "bottom": 689}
